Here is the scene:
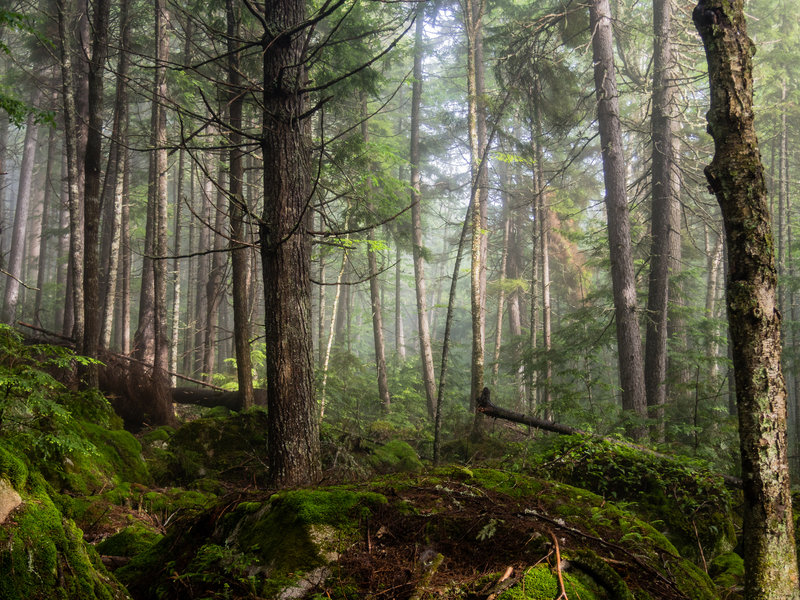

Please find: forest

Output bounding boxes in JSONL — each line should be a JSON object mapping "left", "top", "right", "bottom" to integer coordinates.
{"left": 0, "top": 0, "right": 799, "bottom": 597}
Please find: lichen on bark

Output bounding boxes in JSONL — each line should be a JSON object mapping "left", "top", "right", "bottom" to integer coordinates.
{"left": 693, "top": 0, "right": 800, "bottom": 598}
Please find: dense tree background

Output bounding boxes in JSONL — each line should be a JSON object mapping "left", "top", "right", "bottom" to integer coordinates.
{"left": 0, "top": 0, "right": 798, "bottom": 491}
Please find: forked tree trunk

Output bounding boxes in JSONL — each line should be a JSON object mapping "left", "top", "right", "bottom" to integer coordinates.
{"left": 590, "top": 0, "right": 647, "bottom": 439}
{"left": 694, "top": 1, "right": 800, "bottom": 597}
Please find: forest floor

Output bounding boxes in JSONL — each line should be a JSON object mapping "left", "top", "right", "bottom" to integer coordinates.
{"left": 0, "top": 330, "right": 749, "bottom": 599}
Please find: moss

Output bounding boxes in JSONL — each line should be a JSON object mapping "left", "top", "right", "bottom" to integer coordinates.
{"left": 709, "top": 551, "right": 744, "bottom": 591}
{"left": 96, "top": 523, "right": 163, "bottom": 557}
{"left": 0, "top": 472, "right": 129, "bottom": 600}
{"left": 570, "top": 549, "right": 633, "bottom": 599}
{"left": 499, "top": 565, "right": 557, "bottom": 599}
{"left": 369, "top": 440, "right": 423, "bottom": 473}
{"left": 0, "top": 440, "right": 28, "bottom": 488}
{"left": 156, "top": 409, "right": 269, "bottom": 485}
{"left": 536, "top": 435, "right": 737, "bottom": 559}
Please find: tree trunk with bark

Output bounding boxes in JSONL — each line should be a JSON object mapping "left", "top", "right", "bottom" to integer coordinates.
{"left": 1, "top": 90, "right": 40, "bottom": 324}
{"left": 409, "top": 5, "right": 437, "bottom": 419}
{"left": 227, "top": 0, "right": 254, "bottom": 409}
{"left": 694, "top": 1, "right": 800, "bottom": 596}
{"left": 644, "top": 0, "right": 677, "bottom": 441}
{"left": 590, "top": 0, "right": 647, "bottom": 439}
{"left": 34, "top": 125, "right": 57, "bottom": 327}
{"left": 99, "top": 0, "right": 129, "bottom": 350}
{"left": 261, "top": 0, "right": 321, "bottom": 487}
{"left": 464, "top": 0, "right": 489, "bottom": 421}
{"left": 81, "top": 0, "right": 110, "bottom": 384}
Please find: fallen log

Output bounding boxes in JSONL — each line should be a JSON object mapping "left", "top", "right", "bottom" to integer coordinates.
{"left": 171, "top": 387, "right": 267, "bottom": 411}
{"left": 475, "top": 387, "right": 743, "bottom": 489}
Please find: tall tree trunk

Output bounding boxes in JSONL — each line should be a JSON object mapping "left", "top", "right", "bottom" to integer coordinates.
{"left": 367, "top": 230, "right": 391, "bottom": 411}
{"left": 532, "top": 82, "right": 552, "bottom": 417}
{"left": 58, "top": 0, "right": 85, "bottom": 346}
{"left": 492, "top": 193, "right": 510, "bottom": 388}
{"left": 395, "top": 235, "right": 406, "bottom": 361}
{"left": 227, "top": 0, "right": 254, "bottom": 408}
{"left": 320, "top": 250, "right": 348, "bottom": 419}
{"left": 1, "top": 90, "right": 40, "bottom": 324}
{"left": 590, "top": 0, "right": 647, "bottom": 439}
{"left": 81, "top": 0, "right": 110, "bottom": 385}
{"left": 99, "top": 0, "right": 128, "bottom": 350}
{"left": 34, "top": 125, "right": 58, "bottom": 327}
{"left": 409, "top": 5, "right": 437, "bottom": 419}
{"left": 152, "top": 0, "right": 170, "bottom": 375}
{"left": 464, "top": 0, "right": 489, "bottom": 417}
{"left": 55, "top": 154, "right": 69, "bottom": 333}
{"left": 694, "top": 2, "right": 800, "bottom": 597}
{"left": 644, "top": 0, "right": 677, "bottom": 441}
{"left": 118, "top": 153, "right": 131, "bottom": 354}
{"left": 261, "top": 0, "right": 321, "bottom": 487}
{"left": 193, "top": 178, "right": 212, "bottom": 376}
{"left": 98, "top": 0, "right": 126, "bottom": 351}
{"left": 705, "top": 227, "right": 724, "bottom": 380}
{"left": 170, "top": 146, "right": 183, "bottom": 385}
{"left": 203, "top": 171, "right": 227, "bottom": 380}
{"left": 0, "top": 114, "right": 7, "bottom": 270}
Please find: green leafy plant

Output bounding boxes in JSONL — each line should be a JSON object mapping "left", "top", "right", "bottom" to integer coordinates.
{"left": 0, "top": 325, "right": 102, "bottom": 464}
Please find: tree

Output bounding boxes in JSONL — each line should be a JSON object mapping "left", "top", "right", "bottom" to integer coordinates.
{"left": 644, "top": 0, "right": 678, "bottom": 440}
{"left": 409, "top": 4, "right": 437, "bottom": 420}
{"left": 589, "top": 0, "right": 647, "bottom": 439}
{"left": 1, "top": 90, "right": 40, "bottom": 324}
{"left": 260, "top": 0, "right": 322, "bottom": 487}
{"left": 226, "top": 0, "right": 254, "bottom": 409}
{"left": 694, "top": 0, "right": 800, "bottom": 597}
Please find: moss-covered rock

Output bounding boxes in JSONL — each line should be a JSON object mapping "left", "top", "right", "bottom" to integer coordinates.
{"left": 368, "top": 439, "right": 424, "bottom": 473}
{"left": 533, "top": 435, "right": 737, "bottom": 561}
{"left": 143, "top": 408, "right": 269, "bottom": 486}
{"left": 0, "top": 473, "right": 130, "bottom": 600}
{"left": 117, "top": 468, "right": 719, "bottom": 600}
{"left": 96, "top": 523, "right": 163, "bottom": 558}
{"left": 118, "top": 487, "right": 387, "bottom": 599}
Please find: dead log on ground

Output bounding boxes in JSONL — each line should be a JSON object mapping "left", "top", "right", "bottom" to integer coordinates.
{"left": 171, "top": 387, "right": 267, "bottom": 411}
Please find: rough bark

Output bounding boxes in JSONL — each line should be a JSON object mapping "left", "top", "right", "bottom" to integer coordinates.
{"left": 81, "top": 0, "right": 110, "bottom": 383}
{"left": 34, "top": 125, "right": 57, "bottom": 327}
{"left": 590, "top": 0, "right": 647, "bottom": 439}
{"left": 1, "top": 90, "right": 40, "bottom": 324}
{"left": 464, "top": 0, "right": 489, "bottom": 417}
{"left": 261, "top": 0, "right": 321, "bottom": 487}
{"left": 227, "top": 0, "right": 254, "bottom": 409}
{"left": 56, "top": 3, "right": 85, "bottom": 346}
{"left": 693, "top": 1, "right": 800, "bottom": 597}
{"left": 99, "top": 0, "right": 129, "bottom": 350}
{"left": 644, "top": 0, "right": 677, "bottom": 441}
{"left": 532, "top": 83, "right": 552, "bottom": 417}
{"left": 409, "top": 5, "right": 437, "bottom": 419}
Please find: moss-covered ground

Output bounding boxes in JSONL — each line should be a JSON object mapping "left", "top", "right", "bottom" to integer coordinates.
{"left": 0, "top": 328, "right": 754, "bottom": 600}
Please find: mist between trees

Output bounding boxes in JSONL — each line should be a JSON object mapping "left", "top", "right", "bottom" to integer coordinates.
{"left": 0, "top": 0, "right": 798, "bottom": 594}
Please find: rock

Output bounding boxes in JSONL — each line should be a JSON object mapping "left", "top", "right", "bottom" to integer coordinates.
{"left": 0, "top": 478, "right": 21, "bottom": 523}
